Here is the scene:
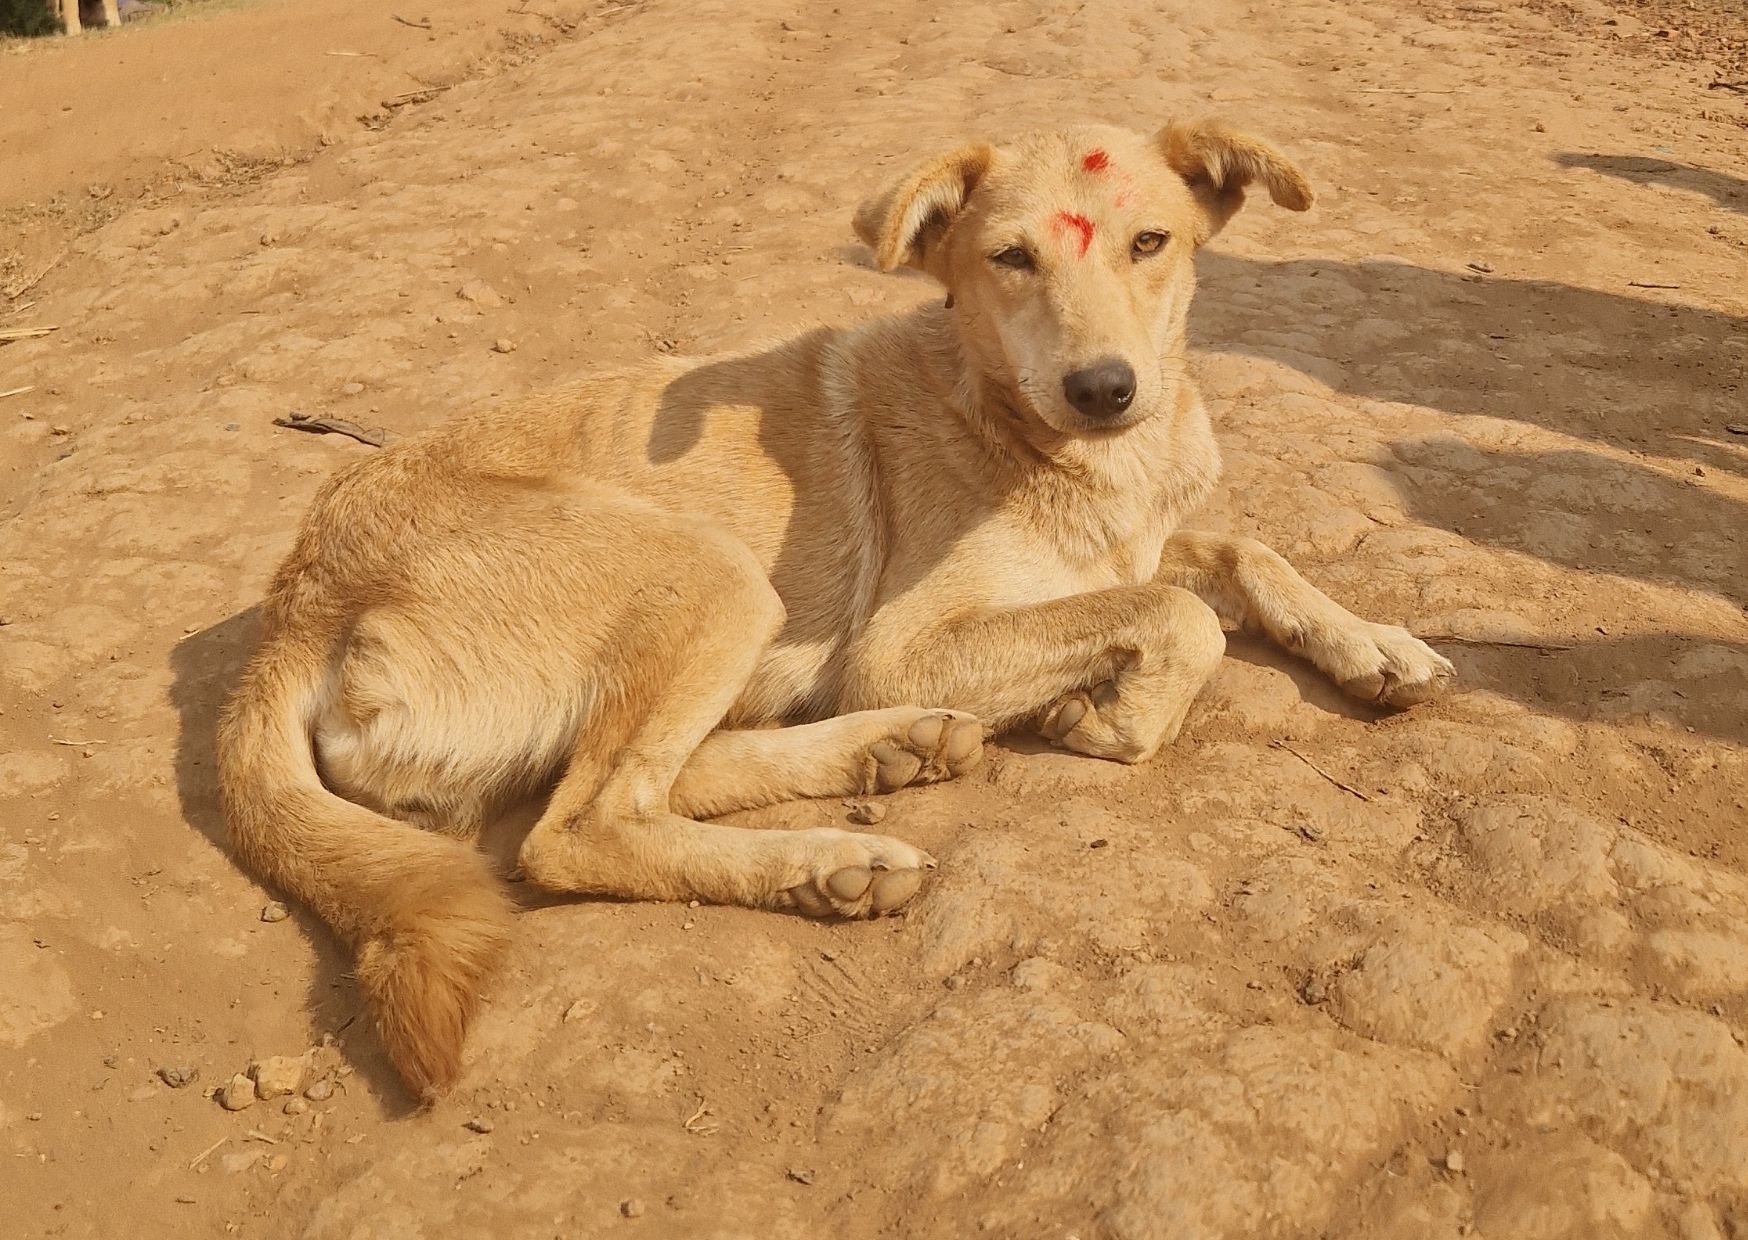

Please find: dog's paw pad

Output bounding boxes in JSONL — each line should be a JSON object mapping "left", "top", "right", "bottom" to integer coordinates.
{"left": 864, "top": 709, "right": 984, "bottom": 792}
{"left": 782, "top": 830, "right": 936, "bottom": 918}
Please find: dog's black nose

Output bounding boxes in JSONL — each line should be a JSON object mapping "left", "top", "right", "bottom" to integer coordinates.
{"left": 1062, "top": 359, "right": 1137, "bottom": 419}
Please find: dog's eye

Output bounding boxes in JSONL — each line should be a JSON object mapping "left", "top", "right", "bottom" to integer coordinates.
{"left": 1131, "top": 230, "right": 1170, "bottom": 259}
{"left": 991, "top": 246, "right": 1035, "bottom": 271}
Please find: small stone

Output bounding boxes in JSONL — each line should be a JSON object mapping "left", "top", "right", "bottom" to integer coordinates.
{"left": 944, "top": 975, "right": 964, "bottom": 990}
{"left": 267, "top": 1153, "right": 289, "bottom": 1172}
{"left": 464, "top": 1116, "right": 495, "bottom": 1133}
{"left": 156, "top": 1065, "right": 199, "bottom": 1089}
{"left": 1299, "top": 977, "right": 1329, "bottom": 1005}
{"left": 457, "top": 279, "right": 504, "bottom": 307}
{"left": 845, "top": 799, "right": 886, "bottom": 825}
{"left": 1444, "top": 1148, "right": 1466, "bottom": 1174}
{"left": 620, "top": 1198, "right": 644, "bottom": 1218}
{"left": 492, "top": 338, "right": 516, "bottom": 354}
{"left": 249, "top": 1053, "right": 310, "bottom": 1099}
{"left": 283, "top": 1097, "right": 309, "bottom": 1116}
{"left": 786, "top": 1167, "right": 816, "bottom": 1185}
{"left": 218, "top": 1073, "right": 256, "bottom": 1112}
{"left": 1088, "top": 837, "right": 1109, "bottom": 849}
{"left": 339, "top": 382, "right": 365, "bottom": 397}
{"left": 260, "top": 902, "right": 290, "bottom": 923}
{"left": 1466, "top": 260, "right": 1494, "bottom": 274}
{"left": 562, "top": 999, "right": 592, "bottom": 1023}
{"left": 222, "top": 1149, "right": 264, "bottom": 1174}
{"left": 303, "top": 1078, "right": 334, "bottom": 1102}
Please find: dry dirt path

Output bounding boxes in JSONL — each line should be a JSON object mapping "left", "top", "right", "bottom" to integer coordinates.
{"left": 2, "top": 1, "right": 1746, "bottom": 1237}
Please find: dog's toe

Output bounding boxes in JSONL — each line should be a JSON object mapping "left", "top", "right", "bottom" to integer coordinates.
{"left": 864, "top": 709, "right": 985, "bottom": 792}
{"left": 782, "top": 828, "right": 937, "bottom": 919}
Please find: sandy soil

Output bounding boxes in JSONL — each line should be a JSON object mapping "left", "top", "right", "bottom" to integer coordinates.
{"left": 2, "top": 0, "right": 1746, "bottom": 1237}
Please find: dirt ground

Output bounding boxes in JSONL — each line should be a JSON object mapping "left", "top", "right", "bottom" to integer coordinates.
{"left": 2, "top": 0, "right": 1746, "bottom": 1236}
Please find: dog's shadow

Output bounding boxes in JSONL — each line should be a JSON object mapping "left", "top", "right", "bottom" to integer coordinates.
{"left": 171, "top": 611, "right": 420, "bottom": 1113}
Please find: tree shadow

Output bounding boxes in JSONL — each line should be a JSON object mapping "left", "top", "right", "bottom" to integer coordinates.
{"left": 1383, "top": 436, "right": 1745, "bottom": 603}
{"left": 1555, "top": 151, "right": 1748, "bottom": 216}
{"left": 169, "top": 610, "right": 413, "bottom": 1113}
{"left": 1194, "top": 252, "right": 1748, "bottom": 481}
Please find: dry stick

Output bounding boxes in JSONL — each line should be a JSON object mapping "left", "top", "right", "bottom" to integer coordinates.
{"left": 1421, "top": 634, "right": 1575, "bottom": 652}
{"left": 0, "top": 385, "right": 34, "bottom": 399}
{"left": 187, "top": 1136, "right": 228, "bottom": 1170}
{"left": 1628, "top": 281, "right": 1681, "bottom": 289}
{"left": 50, "top": 737, "right": 107, "bottom": 746}
{"left": 1359, "top": 86, "right": 1470, "bottom": 94}
{"left": 0, "top": 325, "right": 58, "bottom": 343}
{"left": 1270, "top": 740, "right": 1372, "bottom": 802}
{"left": 325, "top": 50, "right": 377, "bottom": 57}
{"left": 1708, "top": 80, "right": 1748, "bottom": 94}
{"left": 273, "top": 413, "right": 403, "bottom": 448}
{"left": 392, "top": 14, "right": 433, "bottom": 28}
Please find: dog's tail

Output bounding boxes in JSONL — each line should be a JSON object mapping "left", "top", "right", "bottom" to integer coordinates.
{"left": 217, "top": 622, "right": 513, "bottom": 1101}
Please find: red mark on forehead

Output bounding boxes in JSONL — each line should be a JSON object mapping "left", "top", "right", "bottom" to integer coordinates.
{"left": 1081, "top": 149, "right": 1111, "bottom": 173}
{"left": 1052, "top": 211, "right": 1095, "bottom": 257}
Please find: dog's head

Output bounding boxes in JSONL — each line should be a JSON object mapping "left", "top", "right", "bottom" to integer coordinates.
{"left": 853, "top": 121, "right": 1311, "bottom": 437}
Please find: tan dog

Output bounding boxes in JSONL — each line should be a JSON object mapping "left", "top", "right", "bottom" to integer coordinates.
{"left": 219, "top": 120, "right": 1453, "bottom": 1101}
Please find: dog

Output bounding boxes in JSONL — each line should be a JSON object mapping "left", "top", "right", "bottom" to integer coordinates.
{"left": 218, "top": 119, "right": 1454, "bottom": 1101}
{"left": 58, "top": 0, "right": 121, "bottom": 35}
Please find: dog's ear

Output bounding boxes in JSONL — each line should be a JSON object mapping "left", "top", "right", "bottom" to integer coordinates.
{"left": 853, "top": 144, "right": 994, "bottom": 277}
{"left": 1157, "top": 120, "right": 1312, "bottom": 241}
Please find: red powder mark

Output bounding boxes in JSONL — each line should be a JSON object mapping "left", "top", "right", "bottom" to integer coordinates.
{"left": 1052, "top": 211, "right": 1095, "bottom": 257}
{"left": 1081, "top": 149, "right": 1111, "bottom": 173}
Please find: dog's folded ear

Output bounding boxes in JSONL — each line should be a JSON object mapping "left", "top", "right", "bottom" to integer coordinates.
{"left": 1158, "top": 120, "right": 1313, "bottom": 241}
{"left": 853, "top": 144, "right": 994, "bottom": 277}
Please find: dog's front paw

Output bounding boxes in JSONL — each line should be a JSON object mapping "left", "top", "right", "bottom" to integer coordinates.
{"left": 1324, "top": 622, "right": 1454, "bottom": 708}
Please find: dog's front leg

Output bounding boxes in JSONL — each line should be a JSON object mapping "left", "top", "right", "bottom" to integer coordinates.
{"left": 855, "top": 583, "right": 1227, "bottom": 764}
{"left": 1157, "top": 531, "right": 1453, "bottom": 707}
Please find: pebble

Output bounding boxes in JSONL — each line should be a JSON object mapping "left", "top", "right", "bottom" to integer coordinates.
{"left": 620, "top": 1198, "right": 644, "bottom": 1218}
{"left": 267, "top": 1153, "right": 289, "bottom": 1172}
{"left": 156, "top": 1065, "right": 199, "bottom": 1089}
{"left": 492, "top": 338, "right": 517, "bottom": 354}
{"left": 1445, "top": 1149, "right": 1467, "bottom": 1174}
{"left": 303, "top": 1078, "right": 335, "bottom": 1102}
{"left": 218, "top": 1073, "right": 256, "bottom": 1112}
{"left": 283, "top": 1097, "right": 309, "bottom": 1116}
{"left": 250, "top": 1053, "right": 310, "bottom": 1099}
{"left": 260, "top": 901, "right": 290, "bottom": 923}
{"left": 845, "top": 799, "right": 887, "bottom": 825}
{"left": 1299, "top": 977, "right": 1329, "bottom": 1005}
{"left": 1295, "top": 821, "right": 1326, "bottom": 843}
{"left": 1466, "top": 260, "right": 1494, "bottom": 274}
{"left": 464, "top": 1116, "right": 495, "bottom": 1134}
{"left": 339, "top": 382, "right": 366, "bottom": 397}
{"left": 786, "top": 1168, "right": 816, "bottom": 1185}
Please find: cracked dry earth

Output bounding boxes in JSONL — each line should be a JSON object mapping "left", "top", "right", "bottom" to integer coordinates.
{"left": 3, "top": 0, "right": 1747, "bottom": 1237}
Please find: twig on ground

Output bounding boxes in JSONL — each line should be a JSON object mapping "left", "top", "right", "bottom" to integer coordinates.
{"left": 0, "top": 325, "right": 58, "bottom": 343}
{"left": 187, "top": 1136, "right": 228, "bottom": 1170}
{"left": 682, "top": 1099, "right": 718, "bottom": 1135}
{"left": 1270, "top": 740, "right": 1372, "bottom": 802}
{"left": 1359, "top": 86, "right": 1469, "bottom": 94}
{"left": 50, "top": 737, "right": 107, "bottom": 746}
{"left": 325, "top": 50, "right": 377, "bottom": 57}
{"left": 273, "top": 413, "right": 403, "bottom": 448}
{"left": 384, "top": 85, "right": 451, "bottom": 108}
{"left": 392, "top": 14, "right": 433, "bottom": 29}
{"left": 1421, "top": 634, "right": 1574, "bottom": 652}
{"left": 1707, "top": 79, "right": 1748, "bottom": 94}
{"left": 1627, "top": 281, "right": 1681, "bottom": 290}
{"left": 0, "top": 385, "right": 34, "bottom": 399}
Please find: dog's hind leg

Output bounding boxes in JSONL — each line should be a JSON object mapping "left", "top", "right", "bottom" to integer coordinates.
{"left": 517, "top": 522, "right": 937, "bottom": 919}
{"left": 666, "top": 707, "right": 985, "bottom": 819}
{"left": 1156, "top": 531, "right": 1454, "bottom": 708}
